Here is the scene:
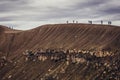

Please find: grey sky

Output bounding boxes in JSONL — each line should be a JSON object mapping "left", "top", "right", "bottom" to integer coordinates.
{"left": 0, "top": 0, "right": 120, "bottom": 30}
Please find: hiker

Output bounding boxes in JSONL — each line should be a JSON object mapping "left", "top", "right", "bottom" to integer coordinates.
{"left": 66, "top": 21, "right": 69, "bottom": 24}
{"left": 73, "top": 20, "right": 75, "bottom": 23}
{"left": 88, "top": 21, "right": 92, "bottom": 24}
{"left": 101, "top": 20, "right": 103, "bottom": 24}
{"left": 108, "top": 21, "right": 112, "bottom": 25}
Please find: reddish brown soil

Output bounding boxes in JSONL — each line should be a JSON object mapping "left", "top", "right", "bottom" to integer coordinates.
{"left": 0, "top": 24, "right": 120, "bottom": 80}
{"left": 1, "top": 24, "right": 120, "bottom": 54}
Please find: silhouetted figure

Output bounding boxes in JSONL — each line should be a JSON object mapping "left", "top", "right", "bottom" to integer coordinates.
{"left": 108, "top": 21, "right": 112, "bottom": 25}
{"left": 101, "top": 20, "right": 103, "bottom": 24}
{"left": 73, "top": 20, "right": 75, "bottom": 23}
{"left": 88, "top": 21, "right": 92, "bottom": 24}
{"left": 66, "top": 21, "right": 69, "bottom": 24}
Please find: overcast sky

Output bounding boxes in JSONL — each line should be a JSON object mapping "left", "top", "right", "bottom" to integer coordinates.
{"left": 0, "top": 0, "right": 120, "bottom": 30}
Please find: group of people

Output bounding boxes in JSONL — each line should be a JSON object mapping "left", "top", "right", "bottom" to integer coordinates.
{"left": 88, "top": 20, "right": 112, "bottom": 25}
{"left": 66, "top": 20, "right": 78, "bottom": 24}
{"left": 66, "top": 20, "right": 112, "bottom": 25}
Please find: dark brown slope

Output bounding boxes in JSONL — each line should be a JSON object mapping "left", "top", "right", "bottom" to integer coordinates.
{"left": 0, "top": 24, "right": 120, "bottom": 80}
{"left": 0, "top": 25, "right": 12, "bottom": 52}
{"left": 30, "top": 24, "right": 120, "bottom": 50}
{"left": 10, "top": 24, "right": 120, "bottom": 52}
{"left": 0, "top": 25, "right": 22, "bottom": 57}
{"left": 0, "top": 24, "right": 120, "bottom": 57}
{"left": 0, "top": 24, "right": 120, "bottom": 62}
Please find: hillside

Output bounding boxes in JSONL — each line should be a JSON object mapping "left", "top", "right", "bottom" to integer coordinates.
{"left": 1, "top": 24, "right": 120, "bottom": 54}
{"left": 0, "top": 24, "right": 120, "bottom": 80}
